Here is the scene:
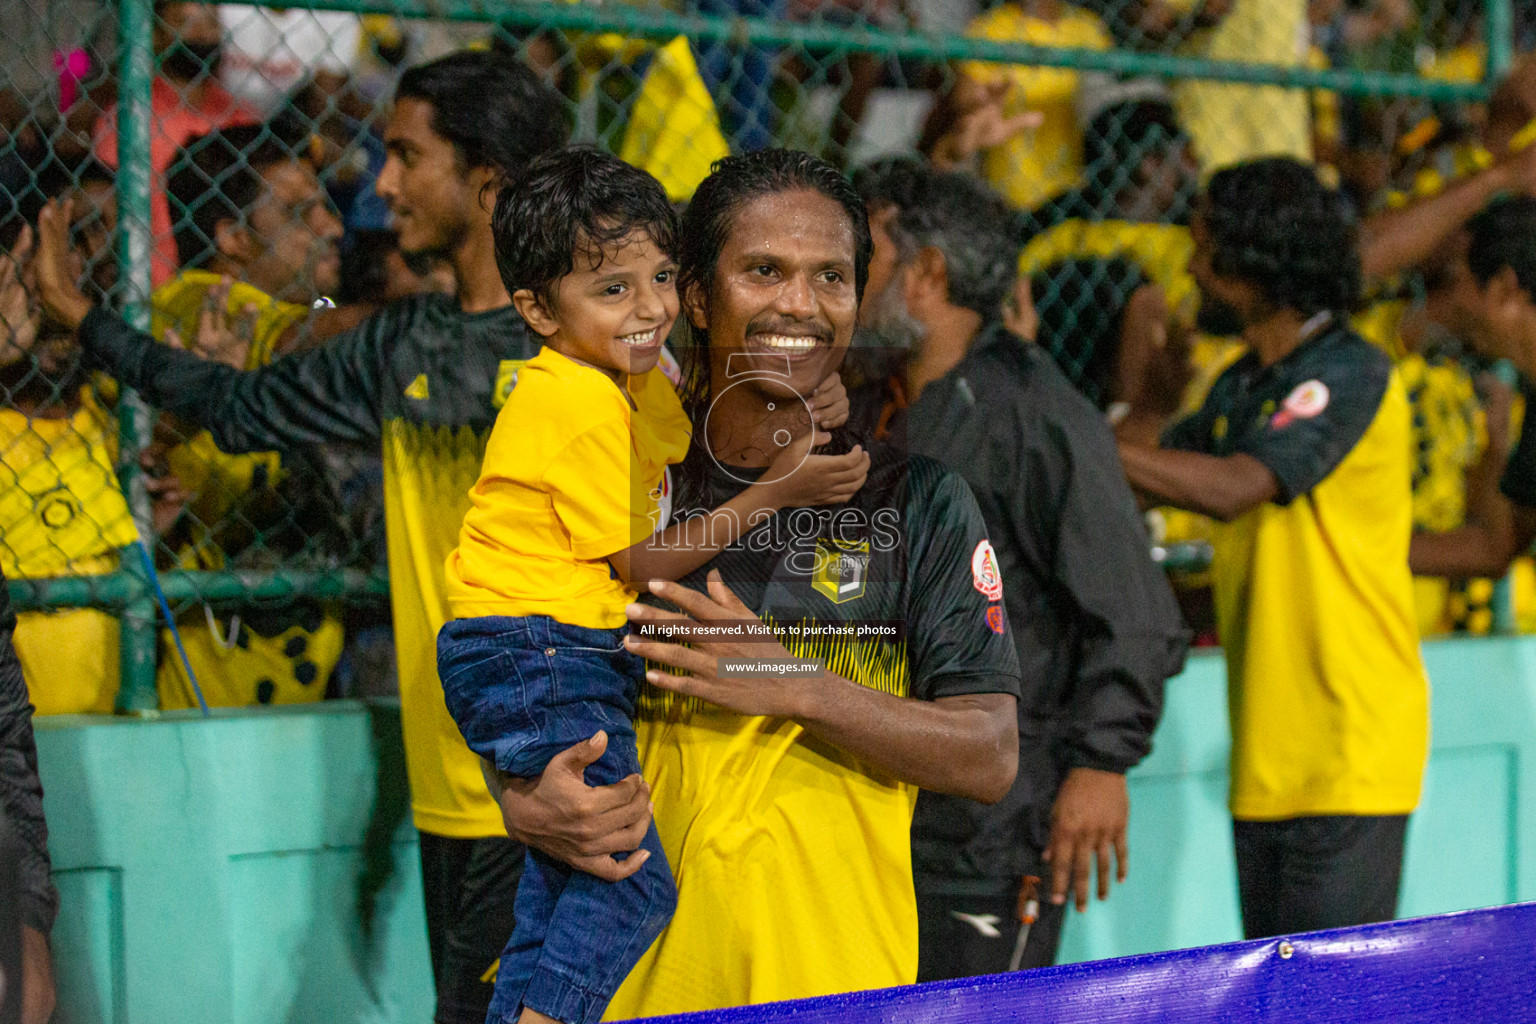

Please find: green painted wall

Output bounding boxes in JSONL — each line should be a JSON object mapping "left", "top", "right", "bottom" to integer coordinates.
{"left": 34, "top": 638, "right": 1536, "bottom": 1021}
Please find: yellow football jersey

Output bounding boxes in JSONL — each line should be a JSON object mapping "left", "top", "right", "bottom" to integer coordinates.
{"left": 0, "top": 388, "right": 138, "bottom": 713}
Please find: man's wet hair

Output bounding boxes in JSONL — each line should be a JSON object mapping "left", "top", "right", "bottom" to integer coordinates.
{"left": 1466, "top": 197, "right": 1536, "bottom": 297}
{"left": 491, "top": 147, "right": 678, "bottom": 307}
{"left": 672, "top": 149, "right": 872, "bottom": 506}
{"left": 1202, "top": 157, "right": 1361, "bottom": 318}
{"left": 166, "top": 122, "right": 302, "bottom": 269}
{"left": 856, "top": 162, "right": 1021, "bottom": 320}
{"left": 395, "top": 50, "right": 569, "bottom": 182}
{"left": 678, "top": 148, "right": 873, "bottom": 309}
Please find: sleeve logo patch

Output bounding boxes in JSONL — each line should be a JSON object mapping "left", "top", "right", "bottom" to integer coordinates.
{"left": 493, "top": 360, "right": 528, "bottom": 409}
{"left": 657, "top": 346, "right": 684, "bottom": 388}
{"left": 985, "top": 605, "right": 1006, "bottom": 635}
{"left": 647, "top": 467, "right": 673, "bottom": 533}
{"left": 971, "top": 540, "right": 1004, "bottom": 601}
{"left": 1271, "top": 379, "right": 1329, "bottom": 430}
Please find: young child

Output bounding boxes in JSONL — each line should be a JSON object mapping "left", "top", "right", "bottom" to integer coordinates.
{"left": 437, "top": 147, "right": 869, "bottom": 1024}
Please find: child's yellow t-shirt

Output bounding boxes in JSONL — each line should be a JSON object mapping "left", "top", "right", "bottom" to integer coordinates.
{"left": 445, "top": 346, "right": 692, "bottom": 628}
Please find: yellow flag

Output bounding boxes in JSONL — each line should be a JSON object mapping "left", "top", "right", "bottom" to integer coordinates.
{"left": 619, "top": 36, "right": 730, "bottom": 202}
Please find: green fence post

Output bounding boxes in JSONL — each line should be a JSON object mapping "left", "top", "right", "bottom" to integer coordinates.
{"left": 1486, "top": 0, "right": 1514, "bottom": 84}
{"left": 113, "top": 0, "right": 159, "bottom": 713}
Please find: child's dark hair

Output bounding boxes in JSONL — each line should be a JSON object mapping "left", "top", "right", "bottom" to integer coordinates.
{"left": 492, "top": 147, "right": 678, "bottom": 305}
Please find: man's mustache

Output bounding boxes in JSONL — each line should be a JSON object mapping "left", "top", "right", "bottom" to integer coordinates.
{"left": 744, "top": 315, "right": 833, "bottom": 343}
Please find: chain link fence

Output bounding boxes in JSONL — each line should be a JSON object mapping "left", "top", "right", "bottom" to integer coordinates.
{"left": 0, "top": 0, "right": 1516, "bottom": 711}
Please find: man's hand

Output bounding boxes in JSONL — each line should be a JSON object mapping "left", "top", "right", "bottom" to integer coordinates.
{"left": 1044, "top": 767, "right": 1130, "bottom": 913}
{"left": 624, "top": 572, "right": 810, "bottom": 719}
{"left": 139, "top": 448, "right": 191, "bottom": 537}
{"left": 1, "top": 224, "right": 41, "bottom": 367}
{"left": 34, "top": 200, "right": 92, "bottom": 332}
{"left": 488, "top": 732, "right": 653, "bottom": 882}
{"left": 930, "top": 79, "right": 1043, "bottom": 171}
{"left": 1003, "top": 274, "right": 1038, "bottom": 343}
{"left": 21, "top": 924, "right": 55, "bottom": 1024}
{"left": 165, "top": 277, "right": 261, "bottom": 369}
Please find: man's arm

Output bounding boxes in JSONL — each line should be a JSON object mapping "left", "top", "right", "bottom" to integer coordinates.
{"left": 625, "top": 574, "right": 1020, "bottom": 803}
{"left": 1117, "top": 443, "right": 1279, "bottom": 521}
{"left": 1409, "top": 507, "right": 1536, "bottom": 578}
{"left": 1359, "top": 144, "right": 1536, "bottom": 284}
{"left": 1410, "top": 420, "right": 1536, "bottom": 577}
{"left": 1037, "top": 414, "right": 1189, "bottom": 909}
{"left": 35, "top": 198, "right": 386, "bottom": 454}
{"left": 1124, "top": 347, "right": 1391, "bottom": 521}
{"left": 1414, "top": 378, "right": 1536, "bottom": 578}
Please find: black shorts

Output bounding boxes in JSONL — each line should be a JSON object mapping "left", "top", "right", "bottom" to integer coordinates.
{"left": 914, "top": 875, "right": 1066, "bottom": 981}
{"left": 419, "top": 832, "right": 526, "bottom": 1024}
{"left": 1233, "top": 814, "right": 1409, "bottom": 940}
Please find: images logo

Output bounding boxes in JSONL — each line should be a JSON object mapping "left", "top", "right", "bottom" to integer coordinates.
{"left": 703, "top": 352, "right": 815, "bottom": 485}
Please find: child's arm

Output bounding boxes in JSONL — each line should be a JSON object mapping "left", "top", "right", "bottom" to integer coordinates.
{"left": 610, "top": 430, "right": 870, "bottom": 585}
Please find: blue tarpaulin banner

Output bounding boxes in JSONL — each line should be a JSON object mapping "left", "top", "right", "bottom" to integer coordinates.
{"left": 636, "top": 902, "right": 1536, "bottom": 1023}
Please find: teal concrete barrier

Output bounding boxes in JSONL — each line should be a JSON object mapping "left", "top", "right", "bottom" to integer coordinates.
{"left": 36, "top": 701, "right": 433, "bottom": 1024}
{"left": 33, "top": 638, "right": 1536, "bottom": 1022}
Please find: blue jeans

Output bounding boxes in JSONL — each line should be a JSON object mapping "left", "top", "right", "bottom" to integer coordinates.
{"left": 438, "top": 616, "right": 677, "bottom": 1024}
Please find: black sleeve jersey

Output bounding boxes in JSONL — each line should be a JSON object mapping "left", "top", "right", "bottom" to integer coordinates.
{"left": 78, "top": 295, "right": 537, "bottom": 454}
{"left": 0, "top": 576, "right": 56, "bottom": 936}
{"left": 1162, "top": 325, "right": 1392, "bottom": 503}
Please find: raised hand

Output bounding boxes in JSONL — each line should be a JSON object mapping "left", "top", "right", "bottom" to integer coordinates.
{"left": 34, "top": 199, "right": 93, "bottom": 331}
{"left": 165, "top": 276, "right": 262, "bottom": 369}
{"left": 0, "top": 224, "right": 40, "bottom": 367}
{"left": 931, "top": 79, "right": 1043, "bottom": 171}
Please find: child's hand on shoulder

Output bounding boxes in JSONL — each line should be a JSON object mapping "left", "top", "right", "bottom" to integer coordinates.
{"left": 809, "top": 372, "right": 850, "bottom": 430}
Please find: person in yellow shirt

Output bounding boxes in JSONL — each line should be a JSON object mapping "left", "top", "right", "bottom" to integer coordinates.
{"left": 1409, "top": 199, "right": 1536, "bottom": 584}
{"left": 151, "top": 122, "right": 351, "bottom": 710}
{"left": 480, "top": 149, "right": 1021, "bottom": 1020}
{"left": 924, "top": 0, "right": 1112, "bottom": 210}
{"left": 1138, "top": 0, "right": 1312, "bottom": 173}
{"left": 33, "top": 52, "right": 576, "bottom": 1024}
{"left": 439, "top": 148, "right": 862, "bottom": 1024}
{"left": 0, "top": 200, "right": 184, "bottom": 716}
{"left": 1118, "top": 158, "right": 1428, "bottom": 939}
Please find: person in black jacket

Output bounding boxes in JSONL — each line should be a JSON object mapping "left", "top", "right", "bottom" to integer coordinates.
{"left": 0, "top": 571, "right": 59, "bottom": 1023}
{"left": 853, "top": 162, "right": 1188, "bottom": 976}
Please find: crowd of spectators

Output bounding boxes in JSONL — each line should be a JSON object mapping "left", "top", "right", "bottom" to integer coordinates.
{"left": 4, "top": 0, "right": 1536, "bottom": 1016}
{"left": 0, "top": 0, "right": 1528, "bottom": 706}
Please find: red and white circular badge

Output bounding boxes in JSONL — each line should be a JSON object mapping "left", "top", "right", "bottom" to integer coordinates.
{"left": 1283, "top": 379, "right": 1330, "bottom": 418}
{"left": 972, "top": 540, "right": 1003, "bottom": 601}
{"left": 1270, "top": 379, "right": 1330, "bottom": 430}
